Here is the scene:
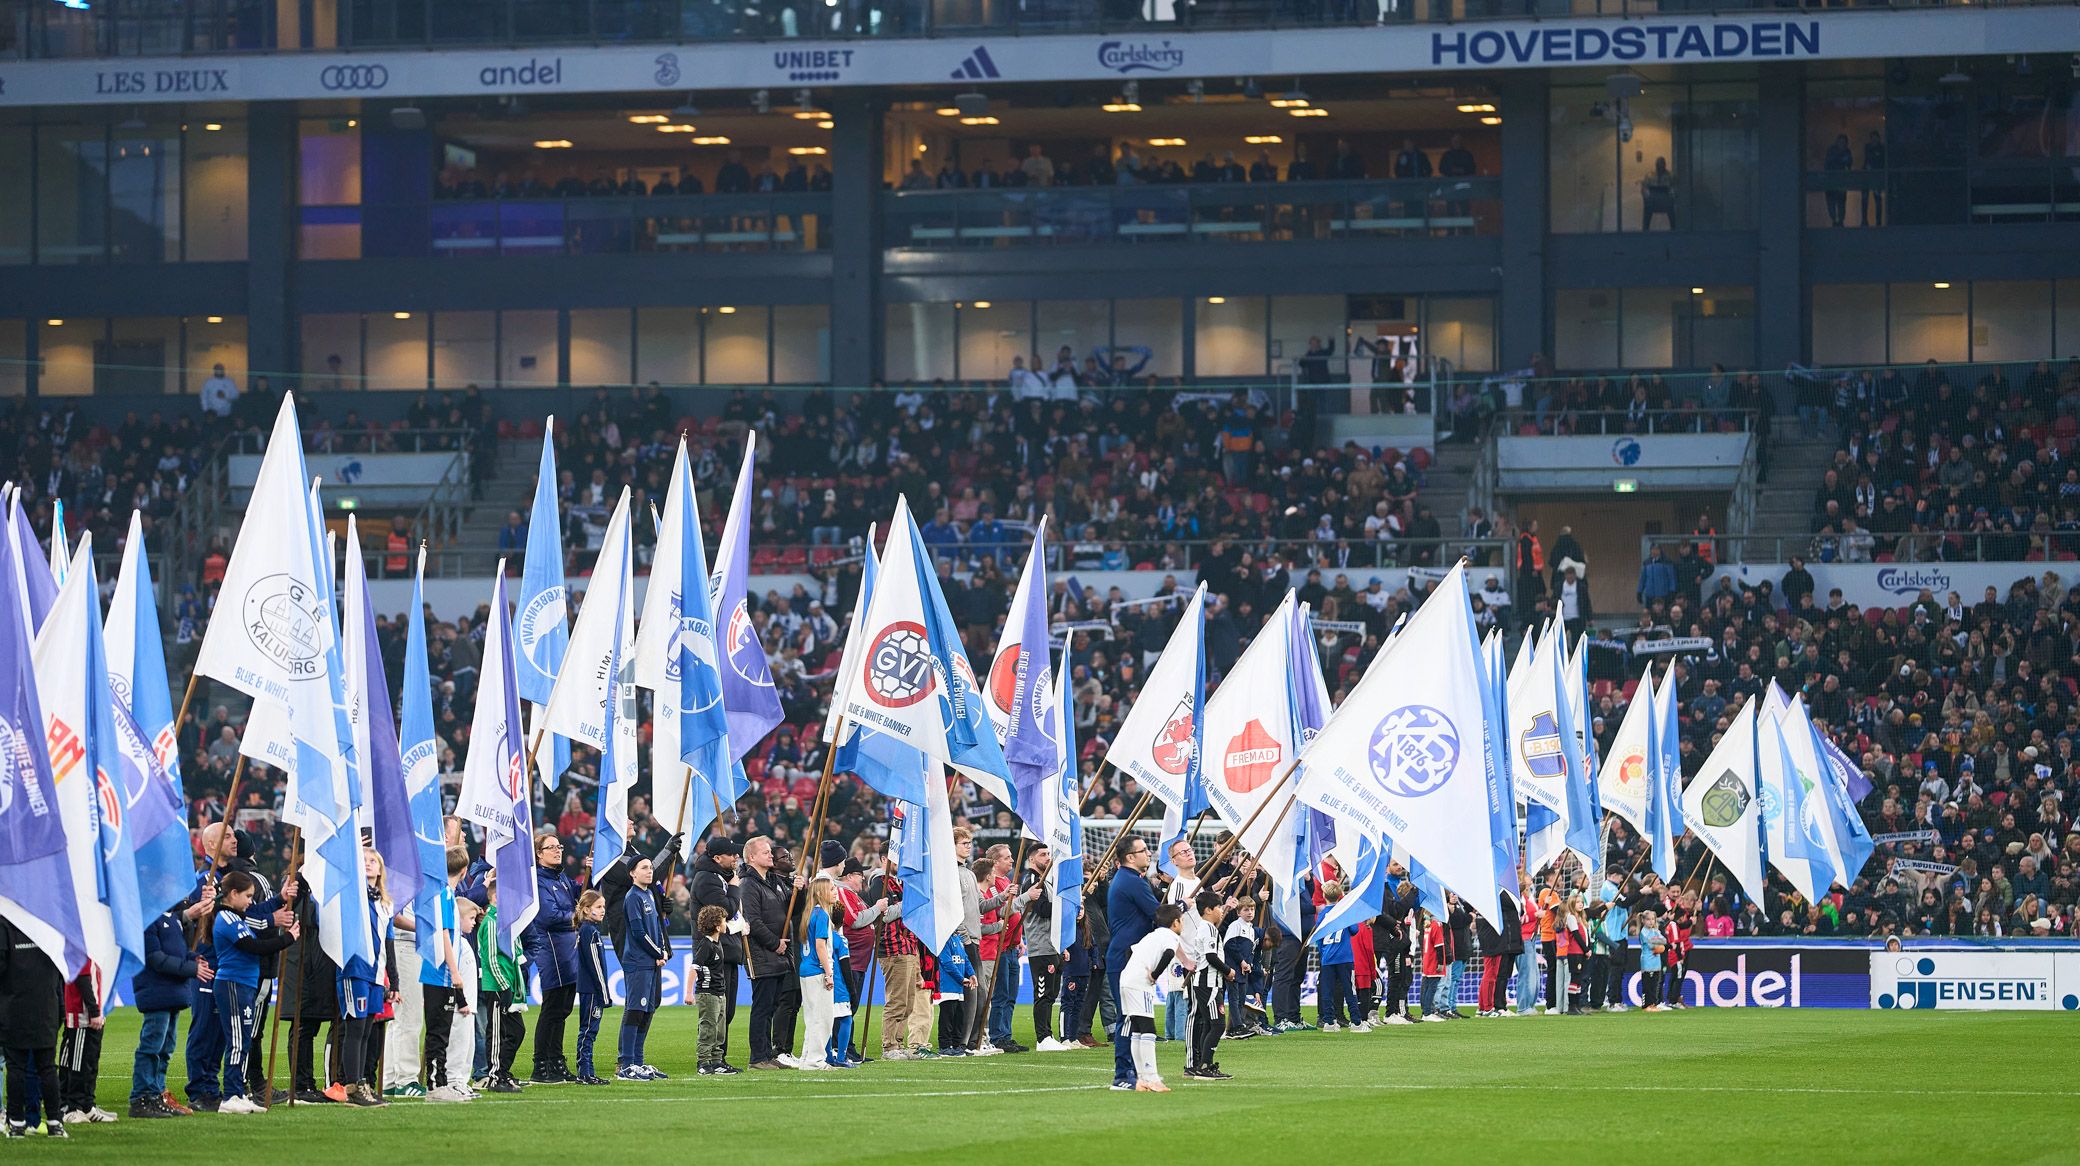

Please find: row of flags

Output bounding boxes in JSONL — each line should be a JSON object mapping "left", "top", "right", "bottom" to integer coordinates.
{"left": 4, "top": 394, "right": 1884, "bottom": 1004}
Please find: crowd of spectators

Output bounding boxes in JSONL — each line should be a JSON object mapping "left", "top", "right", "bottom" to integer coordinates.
{"left": 895, "top": 136, "right": 1480, "bottom": 192}
{"left": 1801, "top": 357, "right": 2080, "bottom": 564}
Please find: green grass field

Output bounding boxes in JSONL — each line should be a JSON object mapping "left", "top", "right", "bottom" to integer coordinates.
{"left": 36, "top": 1006, "right": 2079, "bottom": 1163}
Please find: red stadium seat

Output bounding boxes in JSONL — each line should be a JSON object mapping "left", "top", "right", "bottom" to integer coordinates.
{"left": 1408, "top": 447, "right": 1432, "bottom": 472}
{"left": 1518, "top": 423, "right": 1541, "bottom": 436}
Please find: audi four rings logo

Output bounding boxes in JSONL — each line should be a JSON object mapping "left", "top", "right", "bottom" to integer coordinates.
{"left": 320, "top": 64, "right": 390, "bottom": 91}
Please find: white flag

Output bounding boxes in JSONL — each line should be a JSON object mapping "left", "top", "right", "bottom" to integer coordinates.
{"left": 1683, "top": 696, "right": 1766, "bottom": 903}
{"left": 1292, "top": 563, "right": 1508, "bottom": 929}
{"left": 546, "top": 489, "right": 636, "bottom": 867}
{"left": 32, "top": 541, "right": 120, "bottom": 992}
{"left": 1102, "top": 582, "right": 1207, "bottom": 814}
{"left": 1595, "top": 664, "right": 1656, "bottom": 836}
{"left": 1199, "top": 590, "right": 1302, "bottom": 873}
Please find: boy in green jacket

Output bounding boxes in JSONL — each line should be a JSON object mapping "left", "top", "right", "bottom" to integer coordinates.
{"left": 476, "top": 896, "right": 527, "bottom": 1094}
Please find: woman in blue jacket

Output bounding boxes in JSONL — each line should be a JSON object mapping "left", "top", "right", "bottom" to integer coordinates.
{"left": 522, "top": 831, "right": 581, "bottom": 1084}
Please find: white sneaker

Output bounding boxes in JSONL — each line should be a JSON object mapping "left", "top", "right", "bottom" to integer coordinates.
{"left": 796, "top": 1060, "right": 833, "bottom": 1071}
{"left": 971, "top": 1044, "right": 1003, "bottom": 1056}
{"left": 1033, "top": 1036, "right": 1063, "bottom": 1052}
{"left": 218, "top": 1096, "right": 263, "bottom": 1115}
{"left": 1383, "top": 1014, "right": 1415, "bottom": 1026}
{"left": 1421, "top": 1013, "right": 1449, "bottom": 1023}
{"left": 425, "top": 1084, "right": 472, "bottom": 1103}
{"left": 1608, "top": 1004, "right": 1629, "bottom": 1013}
{"left": 61, "top": 1111, "right": 89, "bottom": 1126}
{"left": 775, "top": 1053, "right": 801, "bottom": 1069}
{"left": 87, "top": 1108, "right": 117, "bottom": 1123}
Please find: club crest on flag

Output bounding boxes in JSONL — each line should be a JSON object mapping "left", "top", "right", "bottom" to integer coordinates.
{"left": 1757, "top": 780, "right": 1780, "bottom": 823}
{"left": 724, "top": 601, "right": 770, "bottom": 687}
{"left": 243, "top": 573, "right": 326, "bottom": 669}
{"left": 94, "top": 767, "right": 122, "bottom": 852}
{"left": 501, "top": 732, "right": 525, "bottom": 801}
{"left": 986, "top": 644, "right": 1050, "bottom": 727}
{"left": 1151, "top": 696, "right": 1196, "bottom": 776}
{"left": 1367, "top": 705, "right": 1460, "bottom": 798}
{"left": 1519, "top": 710, "right": 1565, "bottom": 782}
{"left": 1699, "top": 770, "right": 1748, "bottom": 828}
{"left": 1222, "top": 719, "right": 1281, "bottom": 792}
{"left": 1616, "top": 751, "right": 1647, "bottom": 789}
{"left": 517, "top": 586, "right": 567, "bottom": 665}
{"left": 866, "top": 621, "right": 940, "bottom": 708}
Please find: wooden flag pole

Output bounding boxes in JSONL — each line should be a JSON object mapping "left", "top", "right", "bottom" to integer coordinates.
{"left": 783, "top": 718, "right": 845, "bottom": 940}
{"left": 264, "top": 828, "right": 304, "bottom": 1110}
{"left": 1211, "top": 793, "right": 1301, "bottom": 884}
{"left": 713, "top": 791, "right": 754, "bottom": 966}
{"left": 171, "top": 670, "right": 201, "bottom": 758}
{"left": 1202, "top": 759, "right": 1302, "bottom": 875}
{"left": 189, "top": 753, "right": 248, "bottom": 949}
{"left": 1092, "top": 790, "right": 1154, "bottom": 873}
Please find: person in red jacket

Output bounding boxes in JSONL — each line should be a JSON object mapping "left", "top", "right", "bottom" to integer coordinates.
{"left": 1350, "top": 920, "right": 1379, "bottom": 1027}
{"left": 1419, "top": 913, "right": 1451, "bottom": 1021}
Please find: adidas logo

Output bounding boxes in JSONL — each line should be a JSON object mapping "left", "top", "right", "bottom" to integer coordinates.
{"left": 951, "top": 46, "right": 1001, "bottom": 80}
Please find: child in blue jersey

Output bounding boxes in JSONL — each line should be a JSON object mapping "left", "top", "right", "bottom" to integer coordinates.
{"left": 211, "top": 871, "right": 298, "bottom": 1114}
{"left": 615, "top": 857, "right": 669, "bottom": 1081}
{"left": 1637, "top": 911, "right": 1667, "bottom": 1010}
{"left": 934, "top": 935, "right": 977, "bottom": 1057}
{"left": 1315, "top": 881, "right": 1357, "bottom": 1030}
{"left": 574, "top": 890, "right": 610, "bottom": 1086}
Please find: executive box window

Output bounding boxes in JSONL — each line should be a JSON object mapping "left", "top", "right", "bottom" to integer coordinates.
{"left": 1550, "top": 80, "right": 1757, "bottom": 234}
{"left": 302, "top": 305, "right": 829, "bottom": 389}
{"left": 1810, "top": 281, "right": 2080, "bottom": 365}
{"left": 1553, "top": 287, "right": 1755, "bottom": 371}
{"left": 5, "top": 114, "right": 248, "bottom": 265}
{"left": 29, "top": 315, "right": 247, "bottom": 397}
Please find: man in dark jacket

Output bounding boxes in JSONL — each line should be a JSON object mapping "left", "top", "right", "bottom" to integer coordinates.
{"left": 522, "top": 832, "right": 582, "bottom": 1084}
{"left": 281, "top": 870, "right": 341, "bottom": 1104}
{"left": 1103, "top": 836, "right": 1159, "bottom": 1088}
{"left": 0, "top": 916, "right": 67, "bottom": 1136}
{"left": 738, "top": 836, "right": 793, "bottom": 1069}
{"left": 1377, "top": 872, "right": 1418, "bottom": 1024}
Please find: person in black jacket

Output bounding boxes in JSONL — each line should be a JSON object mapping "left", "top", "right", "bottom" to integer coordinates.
{"left": 1, "top": 916, "right": 67, "bottom": 1137}
{"left": 522, "top": 832, "right": 582, "bottom": 1085}
{"left": 280, "top": 870, "right": 342, "bottom": 1104}
{"left": 1443, "top": 896, "right": 1474, "bottom": 1019}
{"left": 1376, "top": 872, "right": 1418, "bottom": 1025}
{"left": 738, "top": 836, "right": 794, "bottom": 1069}
{"left": 1474, "top": 891, "right": 1524, "bottom": 1018}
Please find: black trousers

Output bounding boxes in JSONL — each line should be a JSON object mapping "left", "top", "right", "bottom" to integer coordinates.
{"left": 938, "top": 1000, "right": 966, "bottom": 1048}
{"left": 1188, "top": 981, "right": 1222, "bottom": 1070}
{"left": 1385, "top": 950, "right": 1414, "bottom": 1018}
{"left": 58, "top": 1024, "right": 101, "bottom": 1113}
{"left": 534, "top": 983, "right": 576, "bottom": 1074}
{"left": 4, "top": 1046, "right": 60, "bottom": 1126}
{"left": 1540, "top": 940, "right": 1558, "bottom": 1009}
{"left": 775, "top": 973, "right": 802, "bottom": 1056}
{"left": 841, "top": 963, "right": 866, "bottom": 1054}
{"left": 748, "top": 974, "right": 784, "bottom": 1064}
{"left": 244, "top": 979, "right": 273, "bottom": 1091}
{"left": 1030, "top": 954, "right": 1062, "bottom": 1041}
{"left": 338, "top": 1015, "right": 375, "bottom": 1089}
{"left": 1586, "top": 952, "right": 1611, "bottom": 1009}
{"left": 1071, "top": 968, "right": 1102, "bottom": 1040}
{"left": 1604, "top": 940, "right": 1629, "bottom": 1007}
{"left": 482, "top": 987, "right": 524, "bottom": 1078}
{"left": 1272, "top": 933, "right": 1305, "bottom": 1024}
{"left": 721, "top": 964, "right": 742, "bottom": 1059}
{"left": 422, "top": 986, "right": 456, "bottom": 1087}
{"left": 291, "top": 1017, "right": 334, "bottom": 1092}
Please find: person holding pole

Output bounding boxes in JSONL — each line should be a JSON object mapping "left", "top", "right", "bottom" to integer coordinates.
{"left": 740, "top": 836, "right": 793, "bottom": 1070}
{"left": 1104, "top": 835, "right": 1160, "bottom": 1090}
{"left": 522, "top": 831, "right": 582, "bottom": 1085}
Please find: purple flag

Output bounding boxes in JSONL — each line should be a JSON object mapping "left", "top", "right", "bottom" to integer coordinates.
{"left": 708, "top": 433, "right": 784, "bottom": 762}
{"left": 7, "top": 494, "right": 56, "bottom": 633}
{"left": 0, "top": 537, "right": 85, "bottom": 975}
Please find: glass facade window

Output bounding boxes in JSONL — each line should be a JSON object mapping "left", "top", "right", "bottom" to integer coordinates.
{"left": 1805, "top": 79, "right": 1887, "bottom": 229}
{"left": 1811, "top": 284, "right": 1886, "bottom": 366}
{"left": 772, "top": 305, "right": 831, "bottom": 385}
{"left": 1888, "top": 282, "right": 1969, "bottom": 364}
{"left": 1550, "top": 80, "right": 1758, "bottom": 233}
{"left": 885, "top": 303, "right": 956, "bottom": 383}
{"left": 636, "top": 308, "right": 701, "bottom": 387}
{"left": 106, "top": 317, "right": 183, "bottom": 394}
{"left": 1036, "top": 301, "right": 1110, "bottom": 371}
{"left": 955, "top": 301, "right": 1032, "bottom": 383}
{"left": 1425, "top": 297, "right": 1497, "bottom": 374}
{"left": 0, "top": 122, "right": 30, "bottom": 265}
{"left": 1553, "top": 287, "right": 1752, "bottom": 370}
{"left": 0, "top": 321, "right": 25, "bottom": 398}
{"left": 11, "top": 116, "right": 245, "bottom": 263}
{"left": 365, "top": 312, "right": 430, "bottom": 390}
{"left": 704, "top": 307, "right": 771, "bottom": 384}
{"left": 1811, "top": 282, "right": 2076, "bottom": 365}
{"left": 185, "top": 316, "right": 249, "bottom": 395}
{"left": 432, "top": 311, "right": 497, "bottom": 387}
{"left": 302, "top": 314, "right": 365, "bottom": 389}
{"left": 1194, "top": 296, "right": 1268, "bottom": 378}
{"left": 2060, "top": 282, "right": 2080, "bottom": 364}
{"left": 184, "top": 120, "right": 249, "bottom": 261}
{"left": 569, "top": 308, "right": 634, "bottom": 386}
{"left": 300, "top": 117, "right": 364, "bottom": 259}
{"left": 37, "top": 320, "right": 96, "bottom": 397}
{"left": 1270, "top": 295, "right": 1346, "bottom": 378}
{"left": 1112, "top": 299, "right": 1183, "bottom": 378}
{"left": 500, "top": 311, "right": 559, "bottom": 387}
{"left": 1970, "top": 281, "right": 2054, "bottom": 363}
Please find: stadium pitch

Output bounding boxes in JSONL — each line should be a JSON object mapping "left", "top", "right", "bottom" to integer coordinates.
{"left": 53, "top": 1008, "right": 2073, "bottom": 1163}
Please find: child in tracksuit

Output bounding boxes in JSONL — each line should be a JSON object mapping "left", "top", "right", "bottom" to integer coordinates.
{"left": 1315, "top": 882, "right": 1357, "bottom": 1030}
{"left": 574, "top": 890, "right": 610, "bottom": 1086}
{"left": 476, "top": 897, "right": 525, "bottom": 1092}
{"left": 934, "top": 935, "right": 976, "bottom": 1056}
{"left": 1420, "top": 912, "right": 1450, "bottom": 1020}
{"left": 693, "top": 905, "right": 734, "bottom": 1075}
{"left": 130, "top": 908, "right": 203, "bottom": 1118}
{"left": 211, "top": 870, "right": 298, "bottom": 1114}
{"left": 1183, "top": 891, "right": 1232, "bottom": 1080}
{"left": 59, "top": 969, "right": 110, "bottom": 1124}
{"left": 825, "top": 915, "right": 855, "bottom": 1069}
{"left": 1221, "top": 899, "right": 1258, "bottom": 1037}
{"left": 1350, "top": 917, "right": 1379, "bottom": 1027}
{"left": 616, "top": 856, "right": 669, "bottom": 1081}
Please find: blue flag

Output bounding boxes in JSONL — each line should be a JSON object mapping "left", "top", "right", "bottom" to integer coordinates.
{"left": 1645, "top": 669, "right": 1683, "bottom": 880}
{"left": 1045, "top": 650, "right": 1084, "bottom": 955}
{"left": 1814, "top": 721, "right": 1876, "bottom": 887}
{"left": 1475, "top": 627, "right": 1520, "bottom": 908}
{"left": 830, "top": 539, "right": 931, "bottom": 807}
{"left": 1311, "top": 834, "right": 1389, "bottom": 942}
{"left": 0, "top": 533, "right": 85, "bottom": 977}
{"left": 666, "top": 450, "right": 734, "bottom": 844}
{"left": 76, "top": 548, "right": 149, "bottom": 994}
{"left": 515, "top": 420, "right": 571, "bottom": 789}
{"left": 710, "top": 432, "right": 785, "bottom": 762}
{"left": 1557, "top": 633, "right": 1602, "bottom": 876}
{"left": 101, "top": 524, "right": 192, "bottom": 938}
{"left": 7, "top": 491, "right": 56, "bottom": 633}
{"left": 400, "top": 550, "right": 451, "bottom": 985}
{"left": 990, "top": 521, "right": 1056, "bottom": 832}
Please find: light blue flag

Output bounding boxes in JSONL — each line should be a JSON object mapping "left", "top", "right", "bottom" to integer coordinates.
{"left": 301, "top": 488, "right": 379, "bottom": 986}
{"left": 1475, "top": 628, "right": 1520, "bottom": 907}
{"left": 0, "top": 533, "right": 85, "bottom": 977}
{"left": 1311, "top": 835, "right": 1389, "bottom": 943}
{"left": 399, "top": 551, "right": 451, "bottom": 986}
{"left": 667, "top": 454, "right": 734, "bottom": 844}
{"left": 1046, "top": 649, "right": 1084, "bottom": 955}
{"left": 991, "top": 521, "right": 1056, "bottom": 830}
{"left": 515, "top": 420, "right": 571, "bottom": 789}
{"left": 1816, "top": 726, "right": 1875, "bottom": 882}
{"left": 1556, "top": 635, "right": 1601, "bottom": 876}
{"left": 101, "top": 528, "right": 193, "bottom": 937}
{"left": 1270, "top": 602, "right": 1329, "bottom": 938}
{"left": 1645, "top": 670, "right": 1682, "bottom": 880}
{"left": 77, "top": 550, "right": 149, "bottom": 993}
{"left": 1774, "top": 719, "right": 1826, "bottom": 891}
{"left": 711, "top": 432, "right": 785, "bottom": 762}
